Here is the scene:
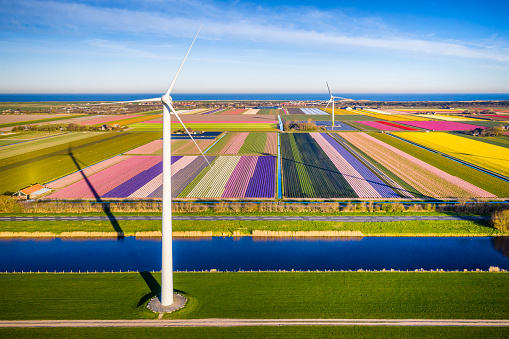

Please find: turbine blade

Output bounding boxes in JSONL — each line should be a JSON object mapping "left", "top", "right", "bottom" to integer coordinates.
{"left": 165, "top": 26, "right": 202, "bottom": 96}
{"left": 326, "top": 81, "right": 331, "bottom": 97}
{"left": 324, "top": 99, "right": 331, "bottom": 112}
{"left": 165, "top": 102, "right": 211, "bottom": 167}
{"left": 90, "top": 97, "right": 161, "bottom": 106}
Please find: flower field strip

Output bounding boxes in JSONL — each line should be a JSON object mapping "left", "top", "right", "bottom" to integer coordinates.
{"left": 46, "top": 155, "right": 131, "bottom": 189}
{"left": 222, "top": 156, "right": 258, "bottom": 198}
{"left": 243, "top": 109, "right": 260, "bottom": 115}
{"left": 315, "top": 134, "right": 400, "bottom": 198}
{"left": 202, "top": 108, "right": 227, "bottom": 115}
{"left": 415, "top": 114, "right": 478, "bottom": 122}
{"left": 370, "top": 133, "right": 509, "bottom": 197}
{"left": 340, "top": 133, "right": 495, "bottom": 198}
{"left": 264, "top": 133, "right": 277, "bottom": 154}
{"left": 300, "top": 108, "right": 329, "bottom": 115}
{"left": 217, "top": 109, "right": 248, "bottom": 115}
{"left": 244, "top": 156, "right": 276, "bottom": 198}
{"left": 46, "top": 156, "right": 161, "bottom": 199}
{"left": 102, "top": 161, "right": 163, "bottom": 198}
{"left": 284, "top": 133, "right": 315, "bottom": 197}
{"left": 0, "top": 132, "right": 96, "bottom": 160}
{"left": 286, "top": 108, "right": 304, "bottom": 115}
{"left": 375, "top": 121, "right": 419, "bottom": 131}
{"left": 355, "top": 121, "right": 409, "bottom": 131}
{"left": 281, "top": 133, "right": 357, "bottom": 199}
{"left": 125, "top": 140, "right": 162, "bottom": 154}
{"left": 238, "top": 132, "right": 267, "bottom": 154}
{"left": 0, "top": 131, "right": 161, "bottom": 194}
{"left": 222, "top": 133, "right": 249, "bottom": 154}
{"left": 310, "top": 134, "right": 382, "bottom": 198}
{"left": 169, "top": 156, "right": 215, "bottom": 198}
{"left": 128, "top": 173, "right": 162, "bottom": 199}
{"left": 393, "top": 132, "right": 509, "bottom": 177}
{"left": 343, "top": 122, "right": 379, "bottom": 131}
{"left": 450, "top": 133, "right": 509, "bottom": 149}
{"left": 361, "top": 112, "right": 430, "bottom": 121}
{"left": 116, "top": 114, "right": 162, "bottom": 126}
{"left": 395, "top": 121, "right": 485, "bottom": 131}
{"left": 205, "top": 132, "right": 236, "bottom": 153}
{"left": 184, "top": 156, "right": 241, "bottom": 197}
{"left": 79, "top": 115, "right": 143, "bottom": 126}
{"left": 171, "top": 139, "right": 216, "bottom": 155}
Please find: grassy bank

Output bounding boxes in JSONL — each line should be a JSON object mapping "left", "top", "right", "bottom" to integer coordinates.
{"left": 0, "top": 272, "right": 507, "bottom": 321}
{"left": 0, "top": 219, "right": 503, "bottom": 237}
{"left": 2, "top": 326, "right": 508, "bottom": 338}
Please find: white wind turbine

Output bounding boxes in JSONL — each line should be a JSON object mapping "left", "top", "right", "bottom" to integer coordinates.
{"left": 102, "top": 29, "right": 209, "bottom": 306}
{"left": 324, "top": 82, "right": 347, "bottom": 129}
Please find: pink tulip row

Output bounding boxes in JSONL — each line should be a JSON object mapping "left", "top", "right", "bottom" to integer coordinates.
{"left": 395, "top": 121, "right": 484, "bottom": 131}
{"left": 125, "top": 140, "right": 162, "bottom": 154}
{"left": 310, "top": 134, "right": 383, "bottom": 198}
{"left": 222, "top": 133, "right": 249, "bottom": 154}
{"left": 46, "top": 156, "right": 161, "bottom": 199}
{"left": 264, "top": 133, "right": 277, "bottom": 154}
{"left": 341, "top": 133, "right": 495, "bottom": 198}
{"left": 365, "top": 134, "right": 495, "bottom": 197}
{"left": 79, "top": 115, "right": 142, "bottom": 125}
{"left": 46, "top": 155, "right": 131, "bottom": 189}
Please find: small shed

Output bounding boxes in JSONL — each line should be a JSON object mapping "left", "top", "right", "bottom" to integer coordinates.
{"left": 14, "top": 184, "right": 51, "bottom": 199}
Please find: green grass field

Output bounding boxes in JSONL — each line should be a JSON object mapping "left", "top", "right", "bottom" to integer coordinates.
{"left": 2, "top": 325, "right": 508, "bottom": 338}
{"left": 0, "top": 219, "right": 502, "bottom": 236}
{"left": 0, "top": 272, "right": 507, "bottom": 320}
{"left": 0, "top": 131, "right": 162, "bottom": 194}
{"left": 0, "top": 115, "right": 88, "bottom": 128}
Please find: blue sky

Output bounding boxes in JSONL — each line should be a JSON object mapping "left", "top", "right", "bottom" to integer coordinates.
{"left": 1, "top": 0, "right": 508, "bottom": 93}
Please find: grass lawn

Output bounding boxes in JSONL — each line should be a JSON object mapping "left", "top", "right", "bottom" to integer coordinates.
{"left": 0, "top": 219, "right": 502, "bottom": 236}
{"left": 0, "top": 272, "right": 507, "bottom": 320}
{"left": 1, "top": 326, "right": 508, "bottom": 338}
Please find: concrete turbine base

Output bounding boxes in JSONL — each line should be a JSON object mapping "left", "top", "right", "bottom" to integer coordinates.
{"left": 147, "top": 294, "right": 187, "bottom": 314}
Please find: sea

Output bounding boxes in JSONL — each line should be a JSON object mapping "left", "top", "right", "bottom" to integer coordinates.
{"left": 1, "top": 93, "right": 509, "bottom": 102}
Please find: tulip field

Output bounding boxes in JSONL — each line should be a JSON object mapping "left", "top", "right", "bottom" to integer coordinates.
{"left": 340, "top": 133, "right": 496, "bottom": 198}
{"left": 205, "top": 132, "right": 278, "bottom": 155}
{"left": 395, "top": 121, "right": 485, "bottom": 131}
{"left": 179, "top": 156, "right": 276, "bottom": 199}
{"left": 355, "top": 121, "right": 419, "bottom": 131}
{"left": 280, "top": 133, "right": 400, "bottom": 199}
{"left": 393, "top": 132, "right": 509, "bottom": 177}
{"left": 44, "top": 154, "right": 276, "bottom": 199}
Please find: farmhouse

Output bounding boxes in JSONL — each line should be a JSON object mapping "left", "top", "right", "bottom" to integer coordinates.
{"left": 13, "top": 184, "right": 51, "bottom": 199}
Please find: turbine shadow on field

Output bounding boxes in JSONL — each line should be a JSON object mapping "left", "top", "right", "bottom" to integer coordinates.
{"left": 67, "top": 147, "right": 124, "bottom": 237}
{"left": 138, "top": 271, "right": 161, "bottom": 307}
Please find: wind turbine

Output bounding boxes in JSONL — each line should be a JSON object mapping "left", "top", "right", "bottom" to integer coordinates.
{"left": 324, "top": 82, "right": 347, "bottom": 129}
{"left": 100, "top": 28, "right": 208, "bottom": 307}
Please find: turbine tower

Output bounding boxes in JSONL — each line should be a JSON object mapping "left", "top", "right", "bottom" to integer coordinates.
{"left": 324, "top": 82, "right": 347, "bottom": 130}
{"left": 100, "top": 29, "right": 208, "bottom": 306}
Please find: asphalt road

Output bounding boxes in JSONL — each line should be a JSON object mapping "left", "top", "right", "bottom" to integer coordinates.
{"left": 0, "top": 215, "right": 488, "bottom": 222}
{"left": 0, "top": 318, "right": 507, "bottom": 328}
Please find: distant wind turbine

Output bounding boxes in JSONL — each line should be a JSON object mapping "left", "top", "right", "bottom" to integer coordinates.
{"left": 100, "top": 28, "right": 208, "bottom": 307}
{"left": 324, "top": 82, "right": 347, "bottom": 129}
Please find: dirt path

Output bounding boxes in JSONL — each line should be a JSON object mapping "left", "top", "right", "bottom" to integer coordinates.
{"left": 1, "top": 319, "right": 508, "bottom": 328}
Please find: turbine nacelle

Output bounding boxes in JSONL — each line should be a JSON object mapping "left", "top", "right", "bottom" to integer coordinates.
{"left": 161, "top": 93, "right": 172, "bottom": 105}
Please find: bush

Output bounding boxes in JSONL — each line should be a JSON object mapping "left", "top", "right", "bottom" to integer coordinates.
{"left": 491, "top": 210, "right": 509, "bottom": 232}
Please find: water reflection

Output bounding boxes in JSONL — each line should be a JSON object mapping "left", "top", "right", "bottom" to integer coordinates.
{"left": 491, "top": 237, "right": 509, "bottom": 258}
{"left": 1, "top": 237, "right": 508, "bottom": 272}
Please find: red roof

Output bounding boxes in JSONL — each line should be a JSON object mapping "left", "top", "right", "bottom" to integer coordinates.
{"left": 19, "top": 184, "right": 45, "bottom": 195}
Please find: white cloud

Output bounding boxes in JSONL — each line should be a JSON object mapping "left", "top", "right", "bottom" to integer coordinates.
{"left": 1, "top": 0, "right": 508, "bottom": 62}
